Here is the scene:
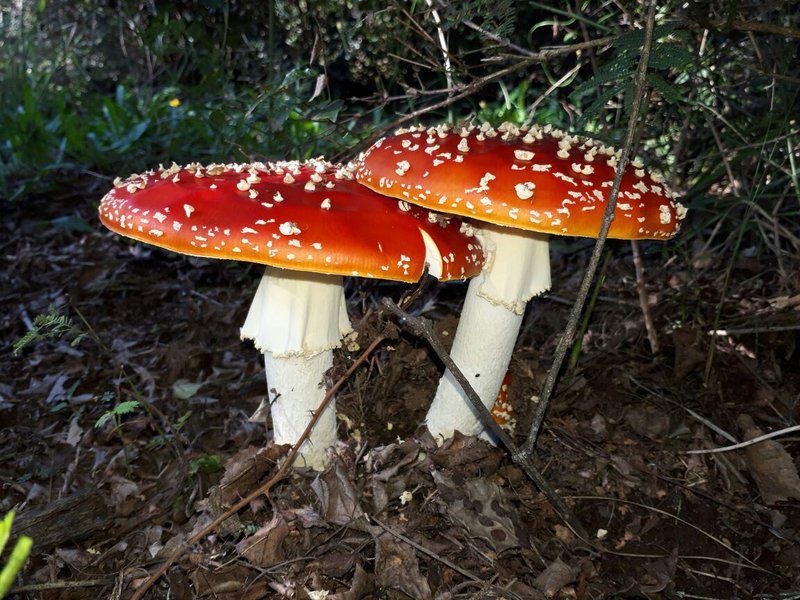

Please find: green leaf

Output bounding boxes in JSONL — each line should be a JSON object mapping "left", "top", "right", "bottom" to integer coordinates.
{"left": 613, "top": 22, "right": 679, "bottom": 53}
{"left": 648, "top": 43, "right": 695, "bottom": 71}
{"left": 50, "top": 215, "right": 95, "bottom": 233}
{"left": 577, "top": 85, "right": 620, "bottom": 129}
{"left": 172, "top": 380, "right": 202, "bottom": 400}
{"left": 106, "top": 120, "right": 150, "bottom": 152}
{"left": 0, "top": 511, "right": 33, "bottom": 598}
{"left": 13, "top": 305, "right": 81, "bottom": 356}
{"left": 312, "top": 99, "right": 344, "bottom": 123}
{"left": 190, "top": 455, "right": 222, "bottom": 475}
{"left": 571, "top": 53, "right": 637, "bottom": 98}
{"left": 94, "top": 412, "right": 113, "bottom": 429}
{"left": 0, "top": 511, "right": 12, "bottom": 555}
{"left": 174, "top": 410, "right": 193, "bottom": 432}
{"left": 208, "top": 109, "right": 227, "bottom": 130}
{"left": 645, "top": 72, "right": 683, "bottom": 104}
{"left": 94, "top": 400, "right": 141, "bottom": 429}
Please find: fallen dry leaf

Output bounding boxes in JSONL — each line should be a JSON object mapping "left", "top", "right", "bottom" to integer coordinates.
{"left": 640, "top": 548, "right": 678, "bottom": 593}
{"left": 672, "top": 327, "right": 705, "bottom": 380}
{"left": 431, "top": 432, "right": 501, "bottom": 473}
{"left": 738, "top": 414, "right": 800, "bottom": 504}
{"left": 235, "top": 514, "right": 290, "bottom": 567}
{"left": 433, "top": 471, "right": 524, "bottom": 553}
{"left": 330, "top": 564, "right": 374, "bottom": 600}
{"left": 534, "top": 557, "right": 575, "bottom": 598}
{"left": 219, "top": 445, "right": 280, "bottom": 505}
{"left": 625, "top": 405, "right": 671, "bottom": 439}
{"left": 375, "top": 532, "right": 432, "bottom": 600}
{"left": 311, "top": 456, "right": 365, "bottom": 527}
{"left": 190, "top": 564, "right": 251, "bottom": 596}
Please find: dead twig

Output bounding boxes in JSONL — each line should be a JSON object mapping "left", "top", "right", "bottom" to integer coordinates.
{"left": 707, "top": 324, "right": 800, "bottom": 335}
{"left": 630, "top": 239, "right": 659, "bottom": 353}
{"left": 424, "top": 0, "right": 454, "bottom": 91}
{"left": 520, "top": 0, "right": 659, "bottom": 456}
{"left": 708, "top": 19, "right": 800, "bottom": 40}
{"left": 10, "top": 579, "right": 116, "bottom": 593}
{"left": 129, "top": 335, "right": 388, "bottom": 600}
{"left": 381, "top": 297, "right": 589, "bottom": 540}
{"left": 684, "top": 425, "right": 800, "bottom": 454}
{"left": 371, "top": 516, "right": 480, "bottom": 582}
{"left": 345, "top": 35, "right": 617, "bottom": 158}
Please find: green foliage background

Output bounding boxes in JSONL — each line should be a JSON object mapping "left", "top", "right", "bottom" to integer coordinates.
{"left": 1, "top": 0, "right": 798, "bottom": 264}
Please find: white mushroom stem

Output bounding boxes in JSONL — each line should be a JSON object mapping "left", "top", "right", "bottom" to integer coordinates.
{"left": 241, "top": 266, "right": 352, "bottom": 469}
{"left": 425, "top": 225, "right": 551, "bottom": 443}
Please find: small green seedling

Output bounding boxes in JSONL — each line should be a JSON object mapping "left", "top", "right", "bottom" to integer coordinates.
{"left": 95, "top": 400, "right": 141, "bottom": 430}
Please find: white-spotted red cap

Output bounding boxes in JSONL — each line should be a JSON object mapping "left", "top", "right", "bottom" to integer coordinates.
{"left": 99, "top": 159, "right": 483, "bottom": 282}
{"left": 355, "top": 122, "right": 687, "bottom": 240}
{"left": 491, "top": 370, "right": 515, "bottom": 432}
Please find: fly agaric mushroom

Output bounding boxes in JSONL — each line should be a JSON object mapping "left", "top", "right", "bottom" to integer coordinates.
{"left": 491, "top": 371, "right": 515, "bottom": 433}
{"left": 355, "top": 122, "right": 686, "bottom": 442}
{"left": 99, "top": 159, "right": 483, "bottom": 469}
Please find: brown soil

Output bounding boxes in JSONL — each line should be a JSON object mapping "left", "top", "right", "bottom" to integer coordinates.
{"left": 2, "top": 189, "right": 798, "bottom": 599}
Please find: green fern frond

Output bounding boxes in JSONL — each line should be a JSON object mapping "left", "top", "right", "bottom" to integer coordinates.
{"left": 576, "top": 85, "right": 620, "bottom": 129}
{"left": 444, "top": 0, "right": 516, "bottom": 39}
{"left": 95, "top": 400, "right": 141, "bottom": 429}
{"left": 13, "top": 305, "right": 86, "bottom": 356}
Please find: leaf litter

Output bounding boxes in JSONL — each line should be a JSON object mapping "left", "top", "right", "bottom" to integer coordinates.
{"left": 1, "top": 190, "right": 799, "bottom": 598}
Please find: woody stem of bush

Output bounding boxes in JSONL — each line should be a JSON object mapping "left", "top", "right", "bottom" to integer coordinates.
{"left": 520, "top": 0, "right": 659, "bottom": 458}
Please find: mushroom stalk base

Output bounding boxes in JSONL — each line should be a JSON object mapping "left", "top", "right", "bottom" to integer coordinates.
{"left": 241, "top": 267, "right": 352, "bottom": 470}
{"left": 263, "top": 350, "right": 336, "bottom": 470}
{"left": 425, "top": 228, "right": 551, "bottom": 443}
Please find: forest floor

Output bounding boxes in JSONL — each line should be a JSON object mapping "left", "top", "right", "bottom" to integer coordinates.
{"left": 2, "top": 184, "right": 799, "bottom": 600}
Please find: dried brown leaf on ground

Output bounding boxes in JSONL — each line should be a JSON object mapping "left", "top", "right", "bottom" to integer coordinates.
{"left": 625, "top": 405, "right": 671, "bottom": 440}
{"left": 374, "top": 529, "right": 432, "bottom": 599}
{"left": 235, "top": 513, "right": 290, "bottom": 567}
{"left": 330, "top": 564, "right": 375, "bottom": 600}
{"left": 433, "top": 471, "right": 524, "bottom": 553}
{"left": 364, "top": 439, "right": 423, "bottom": 513}
{"left": 534, "top": 557, "right": 576, "bottom": 598}
{"left": 308, "top": 550, "right": 359, "bottom": 579}
{"left": 672, "top": 327, "right": 706, "bottom": 380}
{"left": 311, "top": 455, "right": 365, "bottom": 527}
{"left": 738, "top": 414, "right": 800, "bottom": 504}
{"left": 639, "top": 548, "right": 678, "bottom": 594}
{"left": 189, "top": 564, "right": 268, "bottom": 598}
{"left": 189, "top": 564, "right": 250, "bottom": 596}
{"left": 430, "top": 431, "right": 502, "bottom": 473}
{"left": 218, "top": 444, "right": 282, "bottom": 504}
{"left": 194, "top": 487, "right": 244, "bottom": 536}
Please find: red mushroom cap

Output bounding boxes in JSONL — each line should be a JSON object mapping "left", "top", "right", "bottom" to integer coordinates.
{"left": 490, "top": 370, "right": 515, "bottom": 432}
{"left": 99, "top": 159, "right": 483, "bottom": 282}
{"left": 355, "top": 123, "right": 686, "bottom": 240}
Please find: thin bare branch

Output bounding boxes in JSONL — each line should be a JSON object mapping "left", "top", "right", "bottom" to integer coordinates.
{"left": 685, "top": 425, "right": 800, "bottom": 454}
{"left": 350, "top": 35, "right": 618, "bottom": 155}
{"left": 371, "top": 516, "right": 480, "bottom": 581}
{"left": 520, "top": 0, "right": 659, "bottom": 456}
{"left": 630, "top": 239, "right": 659, "bottom": 353}
{"left": 381, "top": 298, "right": 589, "bottom": 540}
{"left": 462, "top": 19, "right": 541, "bottom": 58}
